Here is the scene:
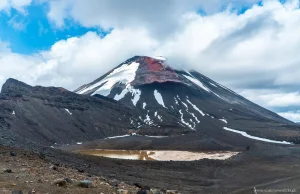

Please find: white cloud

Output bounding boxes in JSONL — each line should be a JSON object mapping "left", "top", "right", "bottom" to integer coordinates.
{"left": 47, "top": 0, "right": 201, "bottom": 38}
{"left": 278, "top": 111, "right": 300, "bottom": 122}
{"left": 240, "top": 89, "right": 300, "bottom": 108}
{"left": 0, "top": 0, "right": 31, "bottom": 13}
{"left": 156, "top": 0, "right": 300, "bottom": 89}
{"left": 47, "top": 0, "right": 262, "bottom": 37}
{"left": 0, "top": 45, "right": 41, "bottom": 87}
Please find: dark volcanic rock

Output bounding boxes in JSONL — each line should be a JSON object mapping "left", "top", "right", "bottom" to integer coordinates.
{"left": 12, "top": 190, "right": 23, "bottom": 194}
{"left": 4, "top": 168, "right": 12, "bottom": 173}
{"left": 10, "top": 151, "right": 16, "bottom": 156}
{"left": 53, "top": 179, "right": 67, "bottom": 187}
{"left": 64, "top": 177, "right": 73, "bottom": 184}
{"left": 78, "top": 180, "right": 93, "bottom": 188}
{"left": 0, "top": 78, "right": 139, "bottom": 148}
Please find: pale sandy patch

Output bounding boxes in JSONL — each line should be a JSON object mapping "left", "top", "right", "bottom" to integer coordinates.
{"left": 78, "top": 149, "right": 239, "bottom": 161}
{"left": 147, "top": 151, "right": 238, "bottom": 161}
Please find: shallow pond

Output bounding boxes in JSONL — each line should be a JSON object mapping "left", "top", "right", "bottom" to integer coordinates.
{"left": 77, "top": 149, "right": 238, "bottom": 161}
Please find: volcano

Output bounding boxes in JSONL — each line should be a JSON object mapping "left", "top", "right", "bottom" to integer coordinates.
{"left": 75, "top": 56, "right": 300, "bottom": 144}
{"left": 1, "top": 56, "right": 300, "bottom": 149}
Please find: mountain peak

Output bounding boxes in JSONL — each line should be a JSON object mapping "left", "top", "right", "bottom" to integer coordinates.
{"left": 1, "top": 78, "right": 70, "bottom": 98}
{"left": 76, "top": 55, "right": 185, "bottom": 95}
{"left": 129, "top": 55, "right": 181, "bottom": 86}
{"left": 1, "top": 78, "right": 32, "bottom": 96}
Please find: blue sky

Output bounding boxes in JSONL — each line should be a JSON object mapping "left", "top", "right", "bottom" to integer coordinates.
{"left": 1, "top": 0, "right": 300, "bottom": 121}
{"left": 0, "top": 2, "right": 105, "bottom": 54}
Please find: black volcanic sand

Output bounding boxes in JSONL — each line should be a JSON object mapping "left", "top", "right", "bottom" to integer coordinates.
{"left": 32, "top": 136, "right": 300, "bottom": 194}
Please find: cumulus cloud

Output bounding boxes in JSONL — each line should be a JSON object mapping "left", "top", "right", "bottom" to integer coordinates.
{"left": 278, "top": 111, "right": 300, "bottom": 122}
{"left": 0, "top": 0, "right": 31, "bottom": 13}
{"left": 157, "top": 0, "right": 300, "bottom": 90}
{"left": 1, "top": 0, "right": 300, "bottom": 121}
{"left": 0, "top": 43, "right": 41, "bottom": 87}
{"left": 47, "top": 0, "right": 262, "bottom": 37}
{"left": 47, "top": 0, "right": 200, "bottom": 37}
{"left": 239, "top": 89, "right": 300, "bottom": 108}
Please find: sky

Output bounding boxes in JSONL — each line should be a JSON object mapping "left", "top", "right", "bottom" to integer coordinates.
{"left": 1, "top": 0, "right": 300, "bottom": 122}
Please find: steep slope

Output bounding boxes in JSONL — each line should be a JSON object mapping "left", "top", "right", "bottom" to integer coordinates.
{"left": 75, "top": 56, "right": 300, "bottom": 144}
{"left": 0, "top": 78, "right": 140, "bottom": 147}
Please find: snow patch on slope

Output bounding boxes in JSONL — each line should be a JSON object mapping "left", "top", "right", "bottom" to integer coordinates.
{"left": 145, "top": 135, "right": 168, "bottom": 138}
{"left": 186, "top": 99, "right": 205, "bottom": 116}
{"left": 190, "top": 118, "right": 196, "bottom": 128}
{"left": 219, "top": 119, "right": 227, "bottom": 124}
{"left": 184, "top": 75, "right": 210, "bottom": 92}
{"left": 106, "top": 135, "right": 130, "bottom": 139}
{"left": 154, "top": 111, "right": 163, "bottom": 121}
{"left": 143, "top": 102, "right": 147, "bottom": 109}
{"left": 184, "top": 75, "right": 225, "bottom": 100}
{"left": 190, "top": 112, "right": 200, "bottom": 123}
{"left": 174, "top": 97, "right": 179, "bottom": 105}
{"left": 65, "top": 109, "right": 72, "bottom": 115}
{"left": 210, "top": 82, "right": 218, "bottom": 87}
{"left": 154, "top": 90, "right": 166, "bottom": 108}
{"left": 114, "top": 89, "right": 129, "bottom": 100}
{"left": 113, "top": 86, "right": 141, "bottom": 106}
{"left": 144, "top": 113, "right": 154, "bottom": 125}
{"left": 223, "top": 127, "right": 293, "bottom": 145}
{"left": 179, "top": 110, "right": 194, "bottom": 130}
{"left": 181, "top": 101, "right": 188, "bottom": 109}
{"left": 131, "top": 89, "right": 141, "bottom": 106}
{"left": 181, "top": 100, "right": 200, "bottom": 124}
{"left": 185, "top": 71, "right": 194, "bottom": 77}
{"left": 157, "top": 115, "right": 163, "bottom": 122}
{"left": 77, "top": 62, "right": 139, "bottom": 96}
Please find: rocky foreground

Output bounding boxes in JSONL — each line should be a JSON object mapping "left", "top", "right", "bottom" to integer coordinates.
{"left": 1, "top": 143, "right": 300, "bottom": 193}
{"left": 0, "top": 146, "right": 177, "bottom": 194}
